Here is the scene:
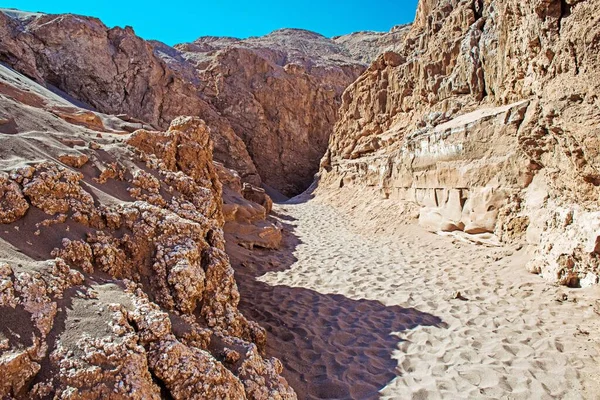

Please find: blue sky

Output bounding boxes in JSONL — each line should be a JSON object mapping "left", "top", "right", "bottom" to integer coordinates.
{"left": 3, "top": 0, "right": 419, "bottom": 45}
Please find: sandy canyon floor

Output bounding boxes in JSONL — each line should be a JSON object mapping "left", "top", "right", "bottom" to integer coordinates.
{"left": 228, "top": 196, "right": 600, "bottom": 400}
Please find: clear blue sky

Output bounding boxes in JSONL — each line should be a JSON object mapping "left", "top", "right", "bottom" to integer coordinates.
{"left": 3, "top": 0, "right": 419, "bottom": 45}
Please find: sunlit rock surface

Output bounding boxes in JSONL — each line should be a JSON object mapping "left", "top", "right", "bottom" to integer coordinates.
{"left": 0, "top": 62, "right": 295, "bottom": 399}
{"left": 321, "top": 0, "right": 600, "bottom": 287}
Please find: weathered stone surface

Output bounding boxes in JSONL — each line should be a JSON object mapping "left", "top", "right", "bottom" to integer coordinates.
{"left": 0, "top": 62, "right": 296, "bottom": 398}
{"left": 242, "top": 183, "right": 273, "bottom": 215}
{"left": 333, "top": 24, "right": 412, "bottom": 64}
{"left": 218, "top": 164, "right": 282, "bottom": 251}
{"left": 321, "top": 0, "right": 600, "bottom": 286}
{"left": 174, "top": 29, "right": 366, "bottom": 195}
{"left": 0, "top": 172, "right": 28, "bottom": 223}
{"left": 0, "top": 12, "right": 369, "bottom": 195}
{"left": 57, "top": 153, "right": 89, "bottom": 168}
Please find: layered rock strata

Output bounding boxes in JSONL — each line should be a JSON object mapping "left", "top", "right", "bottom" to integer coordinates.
{"left": 321, "top": 0, "right": 600, "bottom": 287}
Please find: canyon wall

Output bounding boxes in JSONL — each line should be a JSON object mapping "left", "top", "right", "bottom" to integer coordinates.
{"left": 174, "top": 29, "right": 366, "bottom": 195}
{"left": 333, "top": 24, "right": 411, "bottom": 64}
{"left": 320, "top": 0, "right": 600, "bottom": 287}
{"left": 0, "top": 10, "right": 389, "bottom": 195}
{"left": 0, "top": 63, "right": 295, "bottom": 398}
{"left": 0, "top": 10, "right": 262, "bottom": 188}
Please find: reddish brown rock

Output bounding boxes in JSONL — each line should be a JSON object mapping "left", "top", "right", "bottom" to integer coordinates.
{"left": 0, "top": 12, "right": 368, "bottom": 195}
{"left": 179, "top": 30, "right": 366, "bottom": 195}
{"left": 148, "top": 339, "right": 246, "bottom": 400}
{"left": 0, "top": 172, "right": 28, "bottom": 223}
{"left": 57, "top": 153, "right": 89, "bottom": 168}
{"left": 242, "top": 183, "right": 273, "bottom": 215}
{"left": 217, "top": 164, "right": 282, "bottom": 251}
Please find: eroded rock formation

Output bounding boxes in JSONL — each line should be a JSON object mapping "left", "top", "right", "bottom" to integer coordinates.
{"left": 320, "top": 0, "right": 600, "bottom": 287}
{"left": 0, "top": 62, "right": 296, "bottom": 398}
{"left": 0, "top": 9, "right": 262, "bottom": 188}
{"left": 0, "top": 11, "right": 374, "bottom": 195}
{"left": 175, "top": 29, "right": 366, "bottom": 195}
{"left": 218, "top": 163, "right": 282, "bottom": 251}
{"left": 333, "top": 24, "right": 411, "bottom": 64}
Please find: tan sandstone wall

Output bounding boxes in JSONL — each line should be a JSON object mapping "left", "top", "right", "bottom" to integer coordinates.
{"left": 321, "top": 0, "right": 600, "bottom": 287}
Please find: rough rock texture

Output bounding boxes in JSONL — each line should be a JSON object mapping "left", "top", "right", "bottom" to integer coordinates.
{"left": 0, "top": 172, "right": 28, "bottom": 223}
{"left": 218, "top": 164, "right": 282, "bottom": 250}
{"left": 0, "top": 9, "right": 261, "bottom": 187}
{"left": 171, "top": 29, "right": 367, "bottom": 195}
{"left": 0, "top": 11, "right": 370, "bottom": 195}
{"left": 321, "top": 0, "right": 600, "bottom": 286}
{"left": 0, "top": 63, "right": 295, "bottom": 398}
{"left": 333, "top": 24, "right": 412, "bottom": 64}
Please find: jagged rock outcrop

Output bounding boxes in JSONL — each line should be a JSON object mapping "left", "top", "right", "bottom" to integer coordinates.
{"left": 218, "top": 164, "right": 282, "bottom": 250}
{"left": 0, "top": 63, "right": 296, "bottom": 398}
{"left": 0, "top": 11, "right": 370, "bottom": 195}
{"left": 321, "top": 0, "right": 600, "bottom": 287}
{"left": 0, "top": 9, "right": 262, "bottom": 188}
{"left": 333, "top": 24, "right": 412, "bottom": 64}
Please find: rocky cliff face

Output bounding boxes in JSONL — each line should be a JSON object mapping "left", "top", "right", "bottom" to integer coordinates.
{"left": 174, "top": 29, "right": 366, "bottom": 195}
{"left": 0, "top": 11, "right": 371, "bottom": 196}
{"left": 321, "top": 0, "right": 600, "bottom": 287}
{"left": 333, "top": 24, "right": 411, "bottom": 64}
{"left": 0, "top": 63, "right": 295, "bottom": 399}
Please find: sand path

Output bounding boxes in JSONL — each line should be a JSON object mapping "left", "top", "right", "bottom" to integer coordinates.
{"left": 230, "top": 198, "right": 600, "bottom": 400}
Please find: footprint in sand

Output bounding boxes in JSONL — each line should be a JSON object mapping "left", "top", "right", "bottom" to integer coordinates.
{"left": 231, "top": 200, "right": 600, "bottom": 400}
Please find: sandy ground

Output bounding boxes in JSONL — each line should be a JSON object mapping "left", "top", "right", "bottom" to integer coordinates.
{"left": 229, "top": 196, "right": 600, "bottom": 400}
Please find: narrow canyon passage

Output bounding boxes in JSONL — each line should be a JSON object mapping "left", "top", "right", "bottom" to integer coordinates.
{"left": 229, "top": 197, "right": 600, "bottom": 400}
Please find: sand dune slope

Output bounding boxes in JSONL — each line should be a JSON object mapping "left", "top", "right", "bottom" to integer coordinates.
{"left": 230, "top": 198, "right": 600, "bottom": 399}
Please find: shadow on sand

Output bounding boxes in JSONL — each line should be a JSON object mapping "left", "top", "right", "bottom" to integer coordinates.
{"left": 227, "top": 210, "right": 445, "bottom": 400}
